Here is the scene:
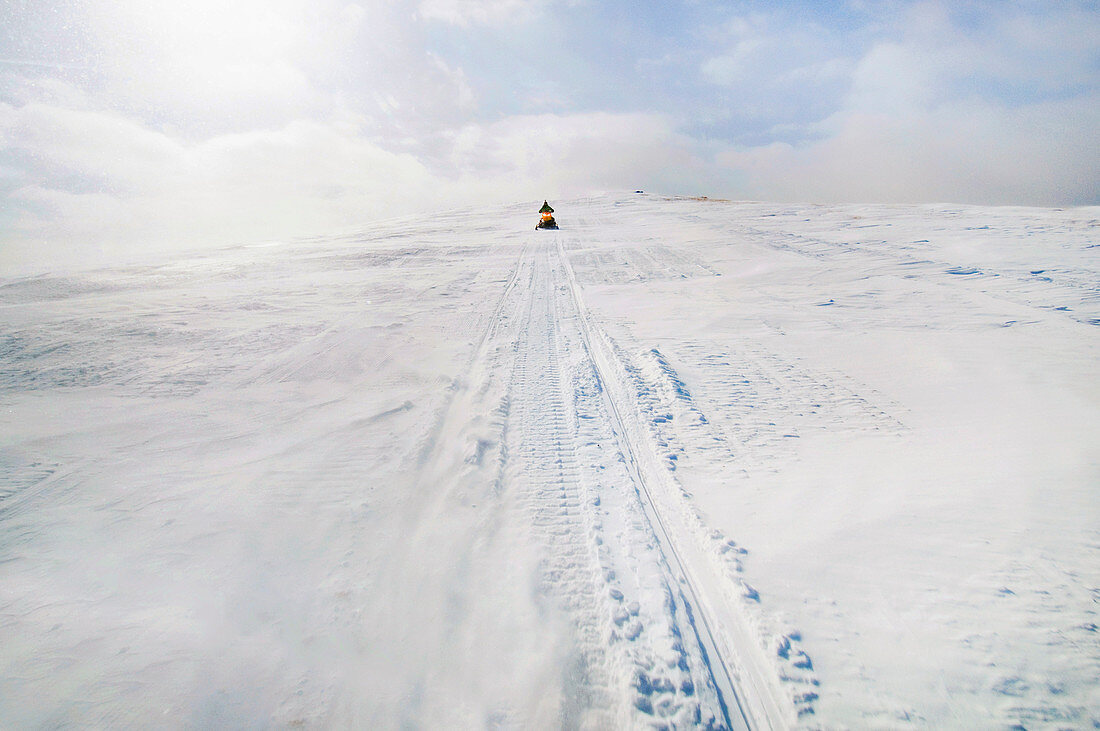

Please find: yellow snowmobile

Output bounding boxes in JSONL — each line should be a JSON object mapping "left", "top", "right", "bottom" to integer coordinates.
{"left": 536, "top": 201, "right": 558, "bottom": 230}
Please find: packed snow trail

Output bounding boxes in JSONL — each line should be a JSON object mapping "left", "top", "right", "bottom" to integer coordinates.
{"left": 402, "top": 232, "right": 783, "bottom": 726}
{"left": 427, "top": 233, "right": 793, "bottom": 728}
{"left": 556, "top": 236, "right": 790, "bottom": 729}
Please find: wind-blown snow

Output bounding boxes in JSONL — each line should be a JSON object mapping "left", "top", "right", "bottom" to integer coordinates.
{"left": 1, "top": 194, "right": 1097, "bottom": 727}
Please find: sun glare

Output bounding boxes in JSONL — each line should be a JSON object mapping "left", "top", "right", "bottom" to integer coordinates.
{"left": 87, "top": 0, "right": 317, "bottom": 121}
{"left": 109, "top": 0, "right": 303, "bottom": 64}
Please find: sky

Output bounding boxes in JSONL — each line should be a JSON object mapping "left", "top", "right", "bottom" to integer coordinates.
{"left": 1, "top": 0, "right": 1098, "bottom": 269}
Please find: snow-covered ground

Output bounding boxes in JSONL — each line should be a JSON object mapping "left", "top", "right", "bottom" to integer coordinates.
{"left": 1, "top": 194, "right": 1097, "bottom": 728}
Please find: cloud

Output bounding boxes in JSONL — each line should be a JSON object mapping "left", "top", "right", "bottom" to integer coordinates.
{"left": 696, "top": 11, "right": 858, "bottom": 143}
{"left": 718, "top": 88, "right": 1100, "bottom": 206}
{"left": 1, "top": 102, "right": 185, "bottom": 193}
{"left": 446, "top": 112, "right": 715, "bottom": 199}
{"left": 0, "top": 101, "right": 442, "bottom": 271}
{"left": 0, "top": 0, "right": 498, "bottom": 272}
{"left": 417, "top": 0, "right": 547, "bottom": 27}
{"left": 715, "top": 2, "right": 1100, "bottom": 205}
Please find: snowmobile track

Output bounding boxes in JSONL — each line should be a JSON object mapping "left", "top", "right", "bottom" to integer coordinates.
{"left": 471, "top": 235, "right": 795, "bottom": 728}
{"left": 506, "top": 251, "right": 616, "bottom": 725}
{"left": 554, "top": 242, "right": 747, "bottom": 729}
{"left": 555, "top": 236, "right": 793, "bottom": 729}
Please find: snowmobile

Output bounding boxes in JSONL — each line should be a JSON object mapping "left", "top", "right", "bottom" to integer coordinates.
{"left": 536, "top": 200, "right": 559, "bottom": 230}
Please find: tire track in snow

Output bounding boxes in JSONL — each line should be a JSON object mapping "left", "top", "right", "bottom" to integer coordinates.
{"left": 403, "top": 233, "right": 788, "bottom": 727}
{"left": 555, "top": 237, "right": 793, "bottom": 729}
{"left": 505, "top": 241, "right": 737, "bottom": 726}
{"left": 505, "top": 244, "right": 616, "bottom": 726}
{"left": 412, "top": 241, "right": 531, "bottom": 471}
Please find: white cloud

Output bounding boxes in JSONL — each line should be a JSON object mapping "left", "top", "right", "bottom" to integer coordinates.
{"left": 700, "top": 39, "right": 767, "bottom": 86}
{"left": 2, "top": 102, "right": 185, "bottom": 192}
{"left": 697, "top": 11, "right": 857, "bottom": 133}
{"left": 417, "top": 0, "right": 545, "bottom": 27}
{"left": 718, "top": 91, "right": 1100, "bottom": 205}
{"left": 427, "top": 54, "right": 478, "bottom": 114}
{"left": 845, "top": 42, "right": 938, "bottom": 114}
{"left": 64, "top": 0, "right": 380, "bottom": 137}
{"left": 0, "top": 101, "right": 443, "bottom": 271}
{"left": 446, "top": 112, "right": 711, "bottom": 199}
{"left": 715, "top": 3, "right": 1100, "bottom": 205}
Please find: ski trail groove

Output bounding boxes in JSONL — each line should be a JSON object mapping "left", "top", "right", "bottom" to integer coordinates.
{"left": 412, "top": 234, "right": 789, "bottom": 726}
{"left": 506, "top": 244, "right": 616, "bottom": 726}
{"left": 555, "top": 237, "right": 792, "bottom": 729}
{"left": 493, "top": 239, "right": 762, "bottom": 727}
